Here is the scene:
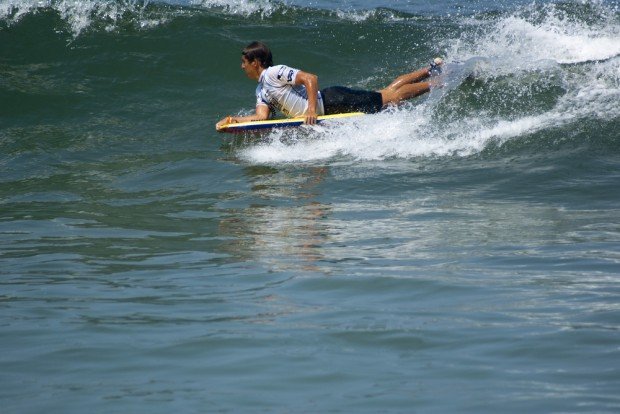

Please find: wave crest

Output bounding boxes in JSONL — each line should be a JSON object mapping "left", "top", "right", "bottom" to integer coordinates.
{"left": 1, "top": 0, "right": 167, "bottom": 35}
{"left": 447, "top": 2, "right": 620, "bottom": 67}
{"left": 190, "top": 0, "right": 283, "bottom": 18}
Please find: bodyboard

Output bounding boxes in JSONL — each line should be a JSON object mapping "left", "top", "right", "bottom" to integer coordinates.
{"left": 217, "top": 112, "right": 365, "bottom": 133}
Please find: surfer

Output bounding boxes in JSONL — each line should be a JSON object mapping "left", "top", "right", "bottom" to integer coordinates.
{"left": 216, "top": 41, "right": 442, "bottom": 130}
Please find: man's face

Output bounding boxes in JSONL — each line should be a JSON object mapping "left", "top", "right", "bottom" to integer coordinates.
{"left": 241, "top": 56, "right": 260, "bottom": 80}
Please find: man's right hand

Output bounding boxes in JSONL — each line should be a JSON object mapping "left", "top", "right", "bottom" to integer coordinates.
{"left": 216, "top": 116, "right": 235, "bottom": 131}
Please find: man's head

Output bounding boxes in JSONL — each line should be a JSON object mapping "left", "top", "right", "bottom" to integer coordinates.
{"left": 242, "top": 41, "right": 273, "bottom": 69}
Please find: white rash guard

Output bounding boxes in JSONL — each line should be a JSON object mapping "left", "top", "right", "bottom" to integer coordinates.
{"left": 255, "top": 65, "right": 325, "bottom": 117}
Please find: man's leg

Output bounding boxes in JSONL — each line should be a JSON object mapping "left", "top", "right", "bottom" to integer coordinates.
{"left": 384, "top": 67, "right": 431, "bottom": 91}
{"left": 379, "top": 60, "right": 442, "bottom": 106}
{"left": 380, "top": 81, "right": 431, "bottom": 105}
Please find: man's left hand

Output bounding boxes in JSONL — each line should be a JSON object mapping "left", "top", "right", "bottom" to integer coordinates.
{"left": 305, "top": 110, "right": 317, "bottom": 125}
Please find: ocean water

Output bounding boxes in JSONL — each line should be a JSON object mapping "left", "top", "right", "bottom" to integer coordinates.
{"left": 1, "top": 0, "right": 620, "bottom": 412}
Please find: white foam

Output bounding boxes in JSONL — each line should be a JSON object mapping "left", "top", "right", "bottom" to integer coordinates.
{"left": 334, "top": 8, "right": 405, "bottom": 23}
{"left": 0, "top": 0, "right": 168, "bottom": 35}
{"left": 0, "top": 0, "right": 48, "bottom": 22}
{"left": 448, "top": 3, "right": 620, "bottom": 68}
{"left": 191, "top": 0, "right": 280, "bottom": 17}
{"left": 56, "top": 0, "right": 100, "bottom": 35}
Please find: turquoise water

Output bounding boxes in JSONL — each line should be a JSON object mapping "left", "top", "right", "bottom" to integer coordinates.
{"left": 1, "top": 0, "right": 620, "bottom": 412}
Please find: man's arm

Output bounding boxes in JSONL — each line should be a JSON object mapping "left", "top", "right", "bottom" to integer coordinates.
{"left": 216, "top": 105, "right": 270, "bottom": 131}
{"left": 294, "top": 71, "right": 319, "bottom": 125}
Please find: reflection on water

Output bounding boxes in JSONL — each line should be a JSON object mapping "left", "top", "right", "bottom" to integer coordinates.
{"left": 217, "top": 165, "right": 331, "bottom": 273}
{"left": 216, "top": 160, "right": 620, "bottom": 282}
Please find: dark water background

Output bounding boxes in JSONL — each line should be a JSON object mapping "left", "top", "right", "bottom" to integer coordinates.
{"left": 1, "top": 0, "right": 620, "bottom": 412}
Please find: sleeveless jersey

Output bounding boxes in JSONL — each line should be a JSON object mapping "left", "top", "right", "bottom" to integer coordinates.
{"left": 256, "top": 65, "right": 325, "bottom": 117}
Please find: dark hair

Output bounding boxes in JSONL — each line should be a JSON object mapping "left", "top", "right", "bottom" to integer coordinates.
{"left": 242, "top": 41, "right": 273, "bottom": 68}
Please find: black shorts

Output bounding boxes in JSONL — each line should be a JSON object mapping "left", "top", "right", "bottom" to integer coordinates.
{"left": 321, "top": 86, "right": 384, "bottom": 115}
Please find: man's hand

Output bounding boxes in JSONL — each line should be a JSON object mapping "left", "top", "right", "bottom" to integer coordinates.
{"left": 305, "top": 109, "right": 317, "bottom": 125}
{"left": 216, "top": 116, "right": 236, "bottom": 131}
{"left": 295, "top": 71, "right": 319, "bottom": 125}
{"left": 215, "top": 106, "right": 270, "bottom": 132}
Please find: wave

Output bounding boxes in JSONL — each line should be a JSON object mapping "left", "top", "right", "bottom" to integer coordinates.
{"left": 241, "top": 59, "right": 619, "bottom": 163}
{"left": 446, "top": 1, "right": 620, "bottom": 67}
{"left": 3, "top": 0, "right": 618, "bottom": 38}
{"left": 0, "top": 0, "right": 177, "bottom": 35}
{"left": 0, "top": 0, "right": 422, "bottom": 36}
{"left": 238, "top": 2, "right": 620, "bottom": 164}
{"left": 189, "top": 0, "right": 284, "bottom": 18}
{"left": 2, "top": 0, "right": 618, "bottom": 165}
{"left": 240, "top": 68, "right": 619, "bottom": 164}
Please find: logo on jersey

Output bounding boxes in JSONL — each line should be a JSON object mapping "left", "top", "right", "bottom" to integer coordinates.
{"left": 276, "top": 66, "right": 295, "bottom": 83}
{"left": 277, "top": 66, "right": 286, "bottom": 80}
